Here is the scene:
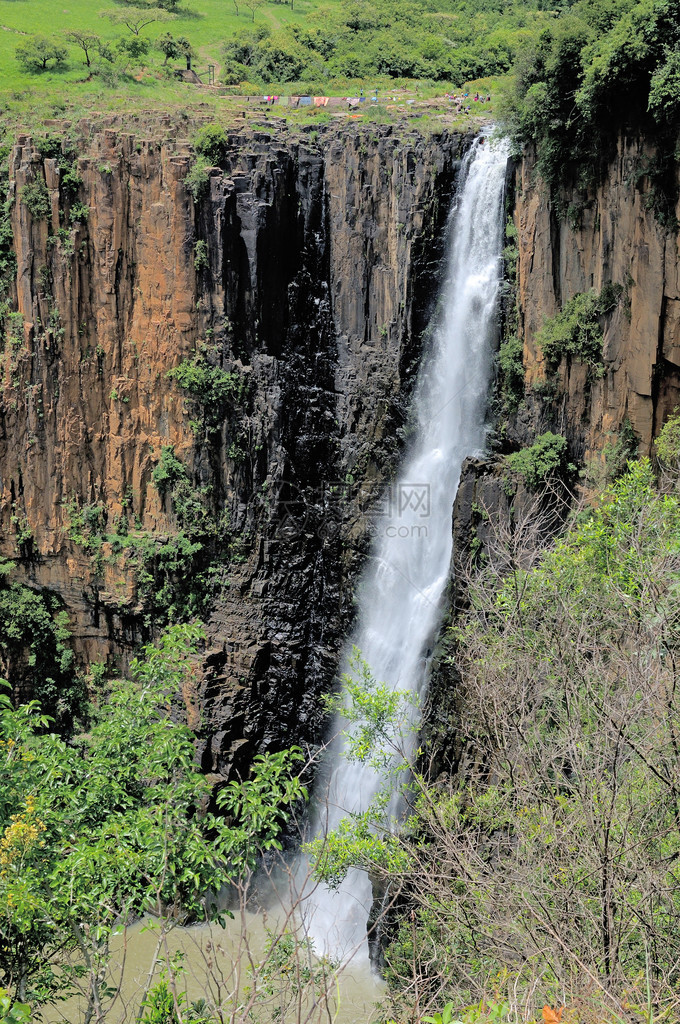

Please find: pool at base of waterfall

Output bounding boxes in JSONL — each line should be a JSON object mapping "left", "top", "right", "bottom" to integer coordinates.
{"left": 42, "top": 909, "right": 384, "bottom": 1024}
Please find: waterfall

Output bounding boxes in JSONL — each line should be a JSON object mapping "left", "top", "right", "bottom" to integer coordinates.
{"left": 303, "top": 134, "right": 510, "bottom": 963}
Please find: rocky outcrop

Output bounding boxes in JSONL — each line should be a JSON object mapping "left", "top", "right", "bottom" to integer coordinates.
{"left": 0, "top": 118, "right": 472, "bottom": 773}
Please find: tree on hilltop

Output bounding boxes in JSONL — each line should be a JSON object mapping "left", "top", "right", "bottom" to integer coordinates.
{"left": 63, "top": 30, "right": 111, "bottom": 68}
{"left": 15, "top": 35, "right": 68, "bottom": 72}
{"left": 114, "top": 0, "right": 187, "bottom": 9}
{"left": 101, "top": 6, "right": 176, "bottom": 35}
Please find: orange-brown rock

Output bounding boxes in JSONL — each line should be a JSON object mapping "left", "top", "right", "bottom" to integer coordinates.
{"left": 514, "top": 137, "right": 680, "bottom": 463}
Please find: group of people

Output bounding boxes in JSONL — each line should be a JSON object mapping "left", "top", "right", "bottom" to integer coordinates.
{"left": 257, "top": 88, "right": 491, "bottom": 114}
{"left": 444, "top": 90, "right": 492, "bottom": 114}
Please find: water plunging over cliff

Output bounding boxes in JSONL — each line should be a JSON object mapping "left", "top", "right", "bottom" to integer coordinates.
{"left": 303, "top": 135, "right": 510, "bottom": 962}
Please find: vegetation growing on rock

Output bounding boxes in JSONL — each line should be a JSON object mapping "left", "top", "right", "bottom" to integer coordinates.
{"left": 502, "top": 0, "right": 680, "bottom": 220}
{"left": 505, "top": 431, "right": 569, "bottom": 488}
{"left": 0, "top": 560, "right": 81, "bottom": 732}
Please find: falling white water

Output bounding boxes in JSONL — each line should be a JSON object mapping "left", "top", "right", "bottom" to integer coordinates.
{"left": 303, "top": 135, "right": 510, "bottom": 964}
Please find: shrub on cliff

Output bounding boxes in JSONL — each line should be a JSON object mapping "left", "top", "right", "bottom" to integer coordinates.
{"left": 0, "top": 559, "right": 82, "bottom": 732}
{"left": 648, "top": 48, "right": 680, "bottom": 124}
{"left": 496, "top": 334, "right": 524, "bottom": 410}
{"left": 20, "top": 178, "right": 50, "bottom": 220}
{"left": 151, "top": 444, "right": 188, "bottom": 496}
{"left": 535, "top": 283, "right": 622, "bottom": 375}
{"left": 655, "top": 407, "right": 680, "bottom": 466}
{"left": 505, "top": 431, "right": 568, "bottom": 489}
{"left": 184, "top": 155, "right": 211, "bottom": 201}
{"left": 193, "top": 122, "right": 228, "bottom": 164}
{"left": 167, "top": 355, "right": 246, "bottom": 436}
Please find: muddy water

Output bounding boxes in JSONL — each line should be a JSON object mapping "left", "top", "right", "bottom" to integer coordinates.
{"left": 44, "top": 907, "right": 383, "bottom": 1024}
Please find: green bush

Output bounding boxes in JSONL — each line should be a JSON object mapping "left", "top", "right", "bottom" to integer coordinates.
{"left": 193, "top": 123, "right": 228, "bottom": 165}
{"left": 655, "top": 407, "right": 680, "bottom": 464}
{"left": 604, "top": 416, "right": 639, "bottom": 480}
{"left": 648, "top": 47, "right": 680, "bottom": 124}
{"left": 167, "top": 356, "right": 245, "bottom": 420}
{"left": 63, "top": 498, "right": 107, "bottom": 546}
{"left": 496, "top": 335, "right": 524, "bottom": 410}
{"left": 217, "top": 0, "right": 552, "bottom": 87}
{"left": 505, "top": 431, "right": 568, "bottom": 489}
{"left": 130, "top": 530, "right": 206, "bottom": 624}
{"left": 34, "top": 136, "right": 63, "bottom": 159}
{"left": 194, "top": 239, "right": 209, "bottom": 272}
{"left": 20, "top": 178, "right": 50, "bottom": 220}
{"left": 536, "top": 284, "right": 622, "bottom": 374}
{"left": 184, "top": 156, "right": 211, "bottom": 202}
{"left": 117, "top": 35, "right": 149, "bottom": 62}
{"left": 15, "top": 35, "right": 67, "bottom": 73}
{"left": 0, "top": 560, "right": 82, "bottom": 731}
{"left": 151, "top": 445, "right": 188, "bottom": 495}
{"left": 60, "top": 162, "right": 83, "bottom": 200}
{"left": 69, "top": 202, "right": 89, "bottom": 224}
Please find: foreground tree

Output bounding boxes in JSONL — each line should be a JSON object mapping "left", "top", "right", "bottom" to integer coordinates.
{"left": 309, "top": 458, "right": 680, "bottom": 1022}
{"left": 0, "top": 624, "right": 306, "bottom": 1018}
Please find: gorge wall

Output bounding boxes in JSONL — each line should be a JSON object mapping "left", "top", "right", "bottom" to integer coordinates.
{"left": 425, "top": 134, "right": 680, "bottom": 762}
{"left": 5, "top": 119, "right": 679, "bottom": 779}
{"left": 451, "top": 133, "right": 680, "bottom": 564}
{"left": 0, "top": 117, "right": 470, "bottom": 774}
{"left": 514, "top": 134, "right": 680, "bottom": 460}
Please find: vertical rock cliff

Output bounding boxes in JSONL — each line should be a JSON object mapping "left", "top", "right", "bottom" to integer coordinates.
{"left": 0, "top": 118, "right": 472, "bottom": 772}
{"left": 514, "top": 136, "right": 680, "bottom": 461}
{"left": 450, "top": 133, "right": 680, "bottom": 563}
{"left": 428, "top": 135, "right": 680, "bottom": 768}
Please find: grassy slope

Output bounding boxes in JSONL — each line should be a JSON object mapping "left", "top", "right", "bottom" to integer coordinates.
{"left": 0, "top": 0, "right": 308, "bottom": 107}
{"left": 0, "top": 0, "right": 502, "bottom": 130}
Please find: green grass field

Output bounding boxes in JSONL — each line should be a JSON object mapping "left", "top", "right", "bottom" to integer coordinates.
{"left": 0, "top": 0, "right": 509, "bottom": 132}
{"left": 0, "top": 0, "right": 319, "bottom": 126}
{"left": 0, "top": 0, "right": 311, "bottom": 86}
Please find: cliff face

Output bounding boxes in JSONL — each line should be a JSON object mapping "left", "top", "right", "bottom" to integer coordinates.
{"left": 513, "top": 136, "right": 680, "bottom": 461}
{"left": 435, "top": 136, "right": 680, "bottom": 768}
{"left": 11, "top": 121, "right": 674, "bottom": 775}
{"left": 450, "top": 135, "right": 680, "bottom": 565}
{"left": 0, "top": 119, "right": 470, "bottom": 772}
